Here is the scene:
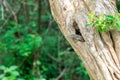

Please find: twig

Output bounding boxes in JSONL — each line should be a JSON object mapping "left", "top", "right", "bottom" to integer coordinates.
{"left": 1, "top": 4, "right": 4, "bottom": 20}
{"left": 46, "top": 53, "right": 60, "bottom": 63}
{"left": 56, "top": 68, "right": 67, "bottom": 80}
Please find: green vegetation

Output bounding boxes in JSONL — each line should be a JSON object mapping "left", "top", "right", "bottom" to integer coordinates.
{"left": 87, "top": 13, "right": 120, "bottom": 32}
{"left": 0, "top": 0, "right": 89, "bottom": 80}
{"left": 0, "top": 66, "right": 20, "bottom": 80}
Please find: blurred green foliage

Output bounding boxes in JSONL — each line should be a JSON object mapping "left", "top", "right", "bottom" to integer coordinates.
{"left": 0, "top": 65, "right": 24, "bottom": 80}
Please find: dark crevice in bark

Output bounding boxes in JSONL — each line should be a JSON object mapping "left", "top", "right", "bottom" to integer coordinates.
{"left": 99, "top": 31, "right": 103, "bottom": 40}
{"left": 99, "top": 31, "right": 112, "bottom": 49}
{"left": 72, "top": 20, "right": 85, "bottom": 42}
{"left": 98, "top": 31, "right": 106, "bottom": 45}
{"left": 109, "top": 31, "right": 120, "bottom": 68}
{"left": 99, "top": 31, "right": 120, "bottom": 71}
{"left": 97, "top": 31, "right": 113, "bottom": 65}
{"left": 99, "top": 31, "right": 116, "bottom": 64}
{"left": 94, "top": 38, "right": 99, "bottom": 53}
{"left": 109, "top": 31, "right": 115, "bottom": 50}
{"left": 99, "top": 32, "right": 113, "bottom": 55}
{"left": 73, "top": 20, "right": 81, "bottom": 35}
{"left": 113, "top": 72, "right": 120, "bottom": 80}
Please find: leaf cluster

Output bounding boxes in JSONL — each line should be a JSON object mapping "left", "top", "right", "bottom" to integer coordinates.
{"left": 87, "top": 13, "right": 120, "bottom": 32}
{"left": 0, "top": 65, "right": 23, "bottom": 80}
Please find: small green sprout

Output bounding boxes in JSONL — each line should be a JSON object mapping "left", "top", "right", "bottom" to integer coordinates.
{"left": 87, "top": 13, "right": 120, "bottom": 33}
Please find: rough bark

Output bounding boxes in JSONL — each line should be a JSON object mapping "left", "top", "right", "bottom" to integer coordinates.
{"left": 49, "top": 0, "right": 120, "bottom": 80}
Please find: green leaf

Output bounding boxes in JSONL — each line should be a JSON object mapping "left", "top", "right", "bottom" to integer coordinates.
{"left": 88, "top": 12, "right": 95, "bottom": 20}
{"left": 98, "top": 14, "right": 104, "bottom": 21}
{"left": 85, "top": 23, "right": 93, "bottom": 26}
{"left": 116, "top": 20, "right": 120, "bottom": 31}
{"left": 0, "top": 66, "right": 6, "bottom": 70}
{"left": 0, "top": 74, "right": 5, "bottom": 79}
{"left": 107, "top": 15, "right": 114, "bottom": 19}
{"left": 9, "top": 66, "right": 18, "bottom": 71}
{"left": 97, "top": 26, "right": 103, "bottom": 33}
{"left": 11, "top": 71, "right": 19, "bottom": 76}
{"left": 34, "top": 35, "right": 42, "bottom": 48}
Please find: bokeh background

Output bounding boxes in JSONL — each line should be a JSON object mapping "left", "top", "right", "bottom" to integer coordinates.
{"left": 1, "top": 0, "right": 119, "bottom": 80}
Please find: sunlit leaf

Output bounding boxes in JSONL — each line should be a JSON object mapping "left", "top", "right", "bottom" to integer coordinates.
{"left": 116, "top": 20, "right": 120, "bottom": 31}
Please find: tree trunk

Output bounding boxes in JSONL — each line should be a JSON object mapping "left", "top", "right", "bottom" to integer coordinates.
{"left": 49, "top": 0, "right": 120, "bottom": 80}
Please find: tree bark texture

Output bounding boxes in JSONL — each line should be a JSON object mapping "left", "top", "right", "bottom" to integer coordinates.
{"left": 49, "top": 0, "right": 120, "bottom": 80}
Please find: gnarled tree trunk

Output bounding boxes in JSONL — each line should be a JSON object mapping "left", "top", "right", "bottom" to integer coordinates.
{"left": 49, "top": 0, "right": 120, "bottom": 80}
